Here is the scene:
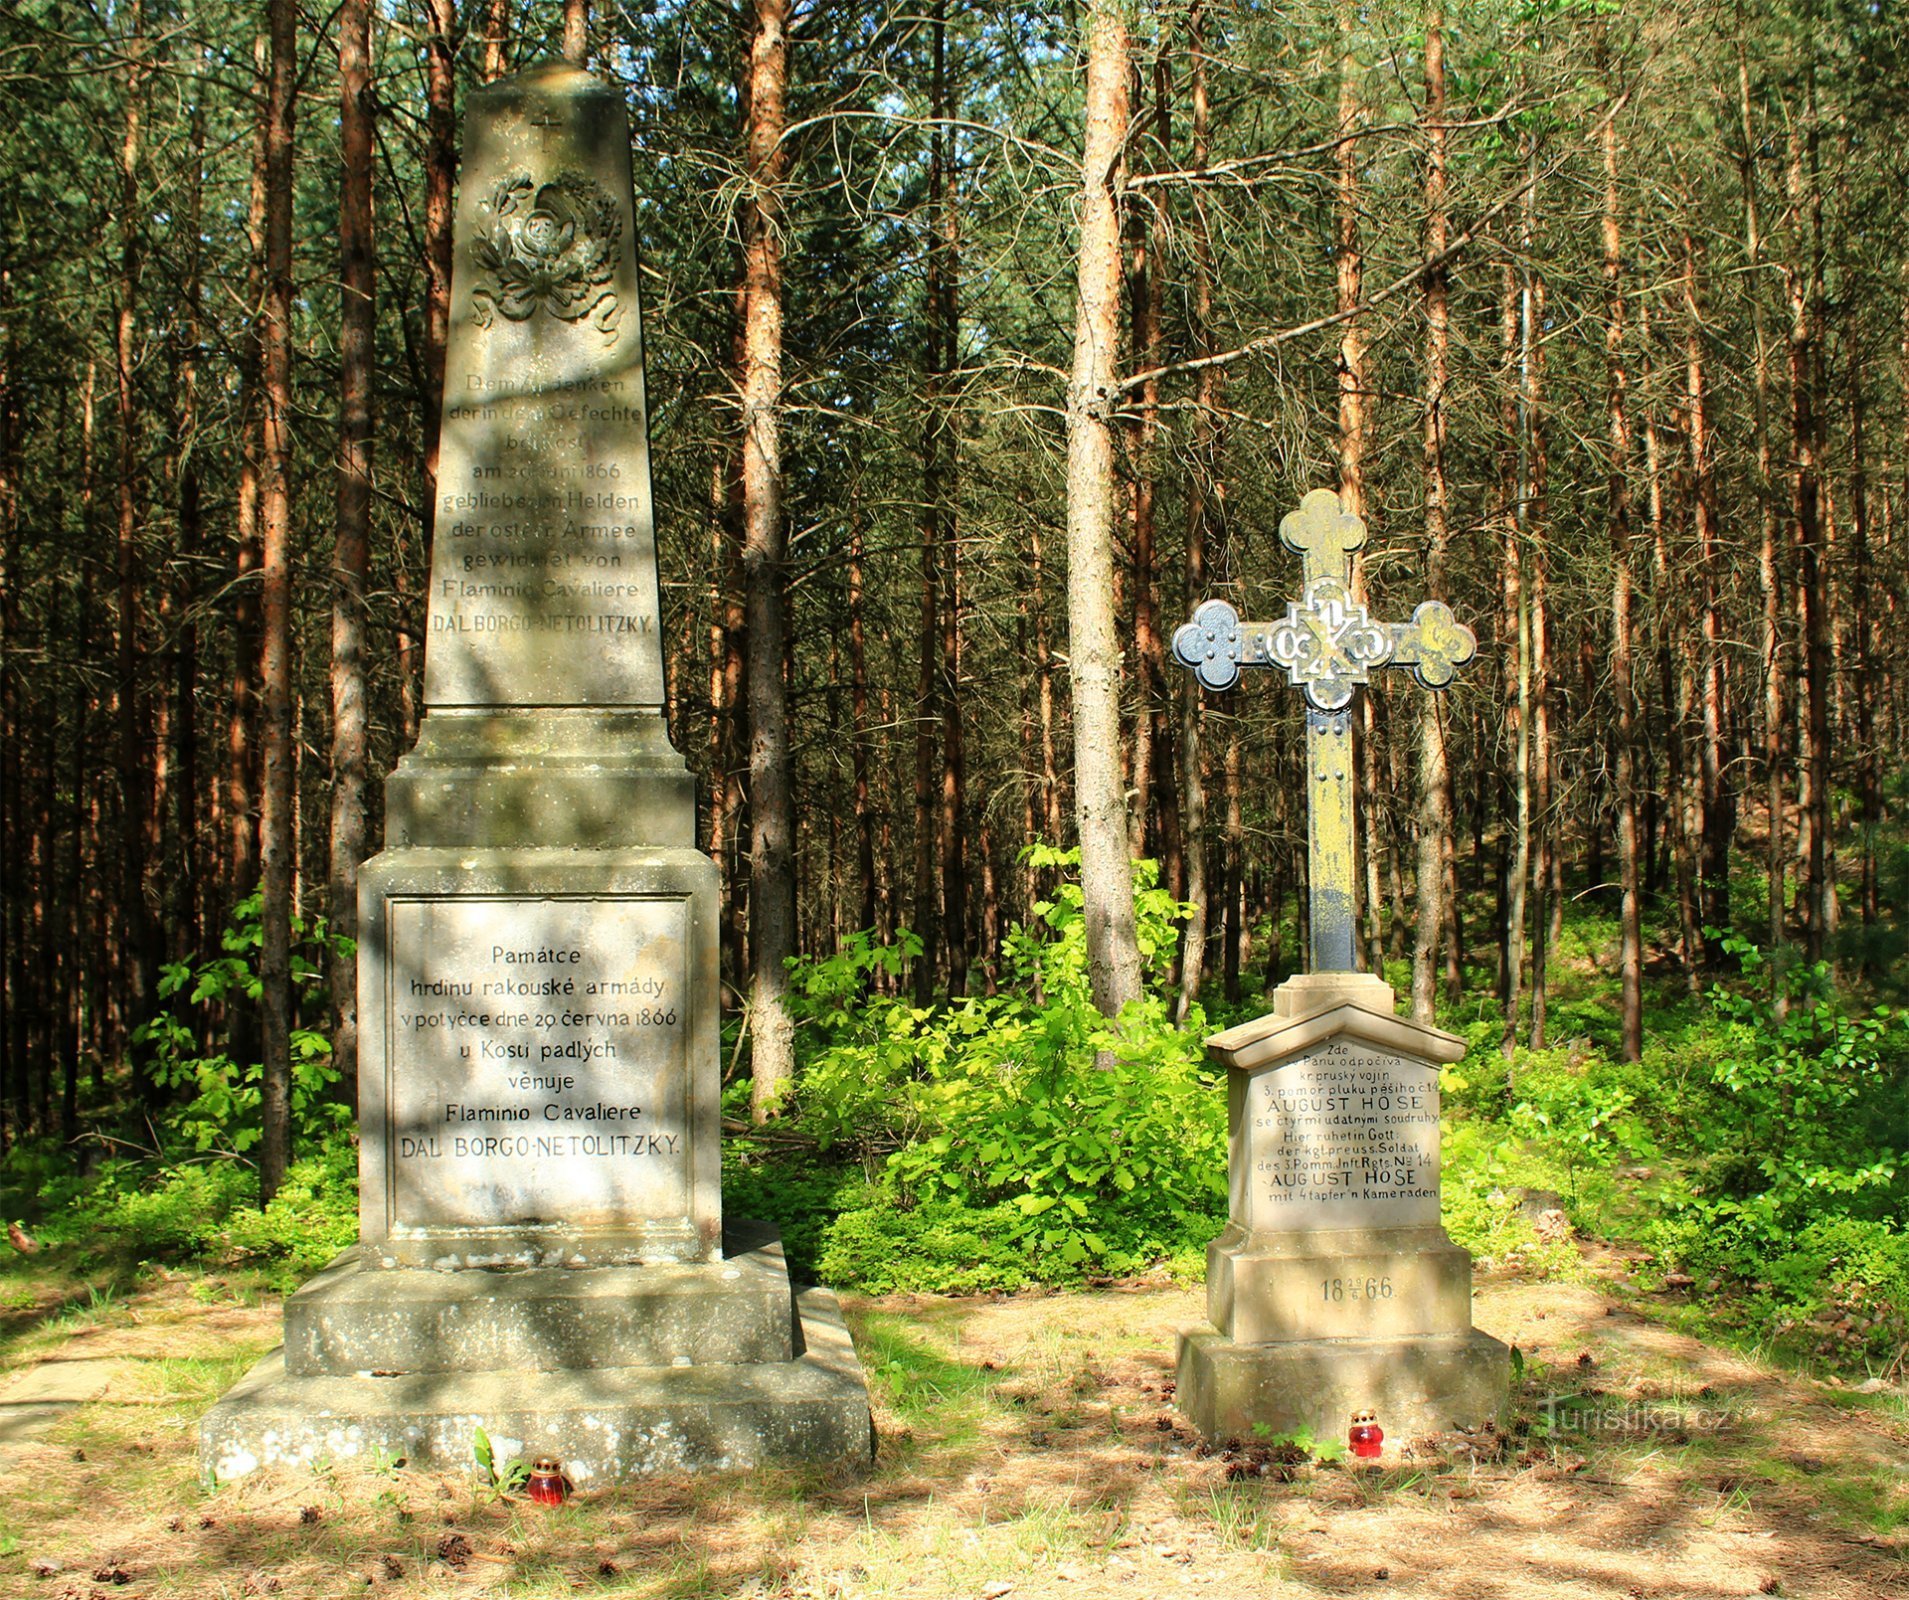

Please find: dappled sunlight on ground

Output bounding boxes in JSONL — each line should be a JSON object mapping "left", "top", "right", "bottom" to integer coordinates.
{"left": 0, "top": 1260, "right": 1902, "bottom": 1597}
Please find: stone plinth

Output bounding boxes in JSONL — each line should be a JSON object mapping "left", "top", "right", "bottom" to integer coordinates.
{"left": 203, "top": 1285, "right": 871, "bottom": 1485}
{"left": 1176, "top": 1328, "right": 1508, "bottom": 1443}
{"left": 1176, "top": 974, "right": 1509, "bottom": 1445}
{"left": 283, "top": 1224, "right": 795, "bottom": 1377}
{"left": 355, "top": 848, "right": 722, "bottom": 1272}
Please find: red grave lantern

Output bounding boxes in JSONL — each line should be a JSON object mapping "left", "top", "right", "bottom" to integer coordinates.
{"left": 1348, "top": 1410, "right": 1384, "bottom": 1459}
{"left": 525, "top": 1457, "right": 569, "bottom": 1506}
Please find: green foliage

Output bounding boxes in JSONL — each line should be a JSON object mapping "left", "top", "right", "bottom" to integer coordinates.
{"left": 2, "top": 897, "right": 358, "bottom": 1278}
{"left": 472, "top": 1426, "right": 529, "bottom": 1494}
{"left": 816, "top": 1202, "right": 1033, "bottom": 1296}
{"left": 1694, "top": 936, "right": 1905, "bottom": 1218}
{"left": 759, "top": 851, "right": 1227, "bottom": 1291}
{"left": 1439, "top": 1121, "right": 1581, "bottom": 1279}
{"left": 720, "top": 1156, "right": 872, "bottom": 1279}
{"left": 223, "top": 1141, "right": 360, "bottom": 1285}
{"left": 132, "top": 892, "right": 353, "bottom": 1158}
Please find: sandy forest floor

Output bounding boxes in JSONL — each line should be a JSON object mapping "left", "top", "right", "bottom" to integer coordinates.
{"left": 0, "top": 1251, "right": 1904, "bottom": 1600}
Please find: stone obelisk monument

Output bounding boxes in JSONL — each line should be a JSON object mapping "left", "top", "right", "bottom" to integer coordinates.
{"left": 201, "top": 63, "right": 871, "bottom": 1483}
{"left": 1170, "top": 488, "right": 1509, "bottom": 1446}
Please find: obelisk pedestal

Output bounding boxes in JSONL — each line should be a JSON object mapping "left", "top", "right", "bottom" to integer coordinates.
{"left": 200, "top": 63, "right": 871, "bottom": 1484}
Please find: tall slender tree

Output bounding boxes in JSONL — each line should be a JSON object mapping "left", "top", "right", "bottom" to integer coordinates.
{"left": 1067, "top": 0, "right": 1142, "bottom": 1018}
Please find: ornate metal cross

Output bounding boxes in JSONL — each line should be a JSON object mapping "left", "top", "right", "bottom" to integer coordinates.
{"left": 1171, "top": 488, "right": 1478, "bottom": 975}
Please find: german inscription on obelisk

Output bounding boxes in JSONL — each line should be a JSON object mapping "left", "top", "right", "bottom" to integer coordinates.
{"left": 424, "top": 81, "right": 662, "bottom": 708}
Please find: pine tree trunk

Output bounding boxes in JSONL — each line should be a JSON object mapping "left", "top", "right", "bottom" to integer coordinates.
{"left": 848, "top": 511, "right": 876, "bottom": 935}
{"left": 1223, "top": 729, "right": 1242, "bottom": 1003}
{"left": 1174, "top": 0, "right": 1217, "bottom": 1022}
{"left": 421, "top": 0, "right": 456, "bottom": 507}
{"left": 1502, "top": 247, "right": 1530, "bottom": 1056}
{"left": 114, "top": 0, "right": 155, "bottom": 1058}
{"left": 1412, "top": 2, "right": 1451, "bottom": 1027}
{"left": 564, "top": 0, "right": 588, "bottom": 65}
{"left": 257, "top": 0, "right": 300, "bottom": 1203}
{"left": 481, "top": 0, "right": 510, "bottom": 80}
{"left": 1034, "top": 520, "right": 1062, "bottom": 844}
{"left": 1683, "top": 225, "right": 1732, "bottom": 965}
{"left": 1785, "top": 108, "right": 1832, "bottom": 962}
{"left": 931, "top": 4, "right": 967, "bottom": 996}
{"left": 1125, "top": 46, "right": 1168, "bottom": 873}
{"left": 175, "top": 99, "right": 206, "bottom": 964}
{"left": 1335, "top": 0, "right": 1381, "bottom": 978}
{"left": 1738, "top": 39, "right": 1786, "bottom": 963}
{"left": 1600, "top": 63, "right": 1644, "bottom": 1063}
{"left": 912, "top": 445, "right": 939, "bottom": 1001}
{"left": 1850, "top": 357, "right": 1879, "bottom": 959}
{"left": 1067, "top": 0, "right": 1142, "bottom": 1018}
{"left": 330, "top": 0, "right": 375, "bottom": 1111}
{"left": 741, "top": 0, "right": 797, "bottom": 1119}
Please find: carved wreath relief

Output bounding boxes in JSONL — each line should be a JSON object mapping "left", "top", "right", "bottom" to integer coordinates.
{"left": 471, "top": 171, "right": 623, "bottom": 342}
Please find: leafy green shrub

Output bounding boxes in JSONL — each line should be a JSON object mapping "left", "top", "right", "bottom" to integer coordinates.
{"left": 5, "top": 896, "right": 359, "bottom": 1276}
{"left": 816, "top": 1202, "right": 1032, "bottom": 1296}
{"left": 721, "top": 1154, "right": 872, "bottom": 1278}
{"left": 58, "top": 1158, "right": 255, "bottom": 1258}
{"left": 772, "top": 850, "right": 1227, "bottom": 1289}
{"left": 1648, "top": 1211, "right": 1909, "bottom": 1365}
{"left": 1697, "top": 936, "right": 1905, "bottom": 1216}
{"left": 1440, "top": 1120, "right": 1580, "bottom": 1278}
{"left": 133, "top": 892, "right": 352, "bottom": 1158}
{"left": 224, "top": 1140, "right": 360, "bottom": 1283}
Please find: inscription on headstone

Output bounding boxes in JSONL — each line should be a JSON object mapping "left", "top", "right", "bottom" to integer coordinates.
{"left": 387, "top": 897, "right": 689, "bottom": 1233}
{"left": 1245, "top": 1044, "right": 1440, "bottom": 1231}
{"left": 423, "top": 91, "right": 662, "bottom": 709}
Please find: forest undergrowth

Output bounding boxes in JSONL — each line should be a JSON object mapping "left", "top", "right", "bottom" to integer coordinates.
{"left": 2, "top": 847, "right": 1906, "bottom": 1381}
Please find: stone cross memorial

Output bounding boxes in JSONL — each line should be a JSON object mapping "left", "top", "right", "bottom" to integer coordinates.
{"left": 1169, "top": 488, "right": 1509, "bottom": 1446}
{"left": 202, "top": 63, "right": 872, "bottom": 1484}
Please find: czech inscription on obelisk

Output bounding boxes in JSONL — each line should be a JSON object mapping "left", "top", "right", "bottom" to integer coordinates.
{"left": 201, "top": 63, "right": 874, "bottom": 1488}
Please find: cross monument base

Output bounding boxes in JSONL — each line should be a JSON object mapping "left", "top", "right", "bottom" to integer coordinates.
{"left": 1175, "top": 975, "right": 1510, "bottom": 1448}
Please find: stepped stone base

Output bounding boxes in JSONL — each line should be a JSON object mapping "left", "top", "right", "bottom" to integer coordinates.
{"left": 201, "top": 1227, "right": 873, "bottom": 1484}
{"left": 1176, "top": 1324, "right": 1510, "bottom": 1445}
{"left": 284, "top": 1224, "right": 794, "bottom": 1376}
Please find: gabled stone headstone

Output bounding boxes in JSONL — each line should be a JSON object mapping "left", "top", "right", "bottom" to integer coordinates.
{"left": 201, "top": 63, "right": 872, "bottom": 1485}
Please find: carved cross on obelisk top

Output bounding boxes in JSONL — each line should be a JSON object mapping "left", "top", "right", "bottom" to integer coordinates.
{"left": 1172, "top": 488, "right": 1477, "bottom": 974}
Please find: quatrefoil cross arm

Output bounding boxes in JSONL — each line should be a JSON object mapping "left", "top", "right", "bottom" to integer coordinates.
{"left": 1385, "top": 600, "right": 1478, "bottom": 691}
{"left": 1173, "top": 598, "right": 1259, "bottom": 691}
{"left": 1279, "top": 487, "right": 1368, "bottom": 586}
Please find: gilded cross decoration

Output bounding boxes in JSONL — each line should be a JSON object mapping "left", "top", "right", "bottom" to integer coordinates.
{"left": 1171, "top": 488, "right": 1477, "bottom": 974}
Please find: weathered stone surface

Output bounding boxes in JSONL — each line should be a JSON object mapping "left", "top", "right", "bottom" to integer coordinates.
{"left": 384, "top": 710, "right": 694, "bottom": 851}
{"left": 359, "top": 848, "right": 721, "bottom": 1270}
{"left": 424, "top": 62, "right": 662, "bottom": 713}
{"left": 1203, "top": 1222, "right": 1474, "bottom": 1344}
{"left": 285, "top": 1226, "right": 793, "bottom": 1377}
{"left": 202, "top": 62, "right": 873, "bottom": 1484}
{"left": 1175, "top": 1324, "right": 1509, "bottom": 1443}
{"left": 204, "top": 1287, "right": 873, "bottom": 1485}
